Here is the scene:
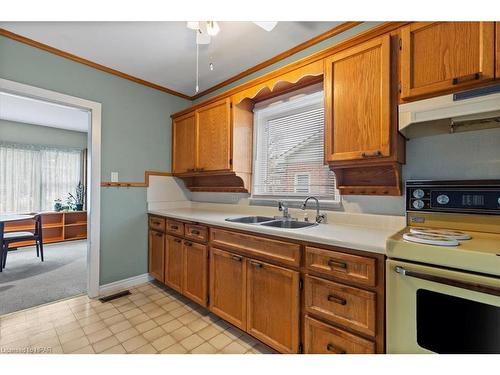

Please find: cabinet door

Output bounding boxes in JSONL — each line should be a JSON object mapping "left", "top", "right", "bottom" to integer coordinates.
{"left": 496, "top": 22, "right": 500, "bottom": 78}
{"left": 196, "top": 98, "right": 232, "bottom": 172}
{"left": 209, "top": 248, "right": 247, "bottom": 330}
{"left": 400, "top": 22, "right": 495, "bottom": 100}
{"left": 172, "top": 111, "right": 196, "bottom": 174}
{"left": 148, "top": 230, "right": 164, "bottom": 282}
{"left": 182, "top": 240, "right": 208, "bottom": 307}
{"left": 324, "top": 35, "right": 391, "bottom": 162}
{"left": 164, "top": 235, "right": 183, "bottom": 292}
{"left": 246, "top": 259, "right": 300, "bottom": 353}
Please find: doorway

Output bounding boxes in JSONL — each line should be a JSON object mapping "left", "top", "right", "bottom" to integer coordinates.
{"left": 0, "top": 78, "right": 101, "bottom": 314}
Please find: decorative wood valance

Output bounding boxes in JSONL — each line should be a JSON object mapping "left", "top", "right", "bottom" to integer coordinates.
{"left": 231, "top": 60, "right": 324, "bottom": 105}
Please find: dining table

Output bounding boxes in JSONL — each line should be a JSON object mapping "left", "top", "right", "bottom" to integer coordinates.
{"left": 0, "top": 214, "right": 35, "bottom": 223}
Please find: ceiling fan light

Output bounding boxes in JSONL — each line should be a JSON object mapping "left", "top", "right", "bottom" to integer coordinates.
{"left": 187, "top": 21, "right": 200, "bottom": 30}
{"left": 207, "top": 21, "right": 220, "bottom": 36}
{"left": 253, "top": 21, "right": 278, "bottom": 32}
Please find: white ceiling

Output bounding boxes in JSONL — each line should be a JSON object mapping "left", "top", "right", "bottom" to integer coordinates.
{"left": 0, "top": 22, "right": 342, "bottom": 96}
{"left": 0, "top": 92, "right": 90, "bottom": 132}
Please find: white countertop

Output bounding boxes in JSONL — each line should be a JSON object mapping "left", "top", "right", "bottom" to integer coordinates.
{"left": 148, "top": 204, "right": 405, "bottom": 255}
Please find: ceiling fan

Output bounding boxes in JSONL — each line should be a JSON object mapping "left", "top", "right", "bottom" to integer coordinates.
{"left": 187, "top": 21, "right": 278, "bottom": 45}
{"left": 187, "top": 21, "right": 278, "bottom": 94}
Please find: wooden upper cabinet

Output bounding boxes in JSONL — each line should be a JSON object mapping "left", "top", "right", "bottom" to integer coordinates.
{"left": 172, "top": 112, "right": 196, "bottom": 174}
{"left": 400, "top": 22, "right": 495, "bottom": 100}
{"left": 246, "top": 259, "right": 300, "bottom": 353}
{"left": 182, "top": 240, "right": 208, "bottom": 307}
{"left": 324, "top": 35, "right": 391, "bottom": 163}
{"left": 496, "top": 22, "right": 500, "bottom": 78}
{"left": 164, "top": 235, "right": 184, "bottom": 292}
{"left": 209, "top": 248, "right": 247, "bottom": 330}
{"left": 196, "top": 98, "right": 232, "bottom": 172}
{"left": 148, "top": 229, "right": 164, "bottom": 282}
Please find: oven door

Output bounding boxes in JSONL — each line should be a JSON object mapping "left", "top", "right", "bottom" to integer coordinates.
{"left": 386, "top": 259, "right": 500, "bottom": 354}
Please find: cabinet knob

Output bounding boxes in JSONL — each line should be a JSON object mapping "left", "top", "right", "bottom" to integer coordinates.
{"left": 184, "top": 241, "right": 192, "bottom": 247}
{"left": 452, "top": 72, "right": 481, "bottom": 85}
{"left": 328, "top": 259, "right": 347, "bottom": 269}
{"left": 250, "top": 261, "right": 263, "bottom": 268}
{"left": 326, "top": 343, "right": 346, "bottom": 354}
{"left": 231, "top": 255, "right": 242, "bottom": 262}
{"left": 327, "top": 294, "right": 347, "bottom": 305}
{"left": 174, "top": 238, "right": 182, "bottom": 243}
{"left": 154, "top": 232, "right": 162, "bottom": 237}
{"left": 361, "top": 150, "right": 382, "bottom": 158}
{"left": 191, "top": 230, "right": 200, "bottom": 235}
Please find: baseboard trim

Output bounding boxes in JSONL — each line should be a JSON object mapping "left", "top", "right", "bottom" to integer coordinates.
{"left": 99, "top": 273, "right": 153, "bottom": 297}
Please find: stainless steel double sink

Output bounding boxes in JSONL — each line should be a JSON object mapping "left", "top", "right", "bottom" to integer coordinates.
{"left": 225, "top": 216, "right": 317, "bottom": 229}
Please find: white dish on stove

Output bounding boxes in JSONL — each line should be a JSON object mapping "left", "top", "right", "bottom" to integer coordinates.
{"left": 402, "top": 232, "right": 459, "bottom": 246}
{"left": 409, "top": 227, "right": 472, "bottom": 240}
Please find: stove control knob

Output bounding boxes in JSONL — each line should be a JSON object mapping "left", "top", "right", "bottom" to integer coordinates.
{"left": 413, "top": 199, "right": 424, "bottom": 209}
{"left": 413, "top": 189, "right": 425, "bottom": 199}
{"left": 437, "top": 194, "right": 450, "bottom": 205}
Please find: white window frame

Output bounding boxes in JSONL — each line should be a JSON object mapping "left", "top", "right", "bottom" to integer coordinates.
{"left": 250, "top": 91, "right": 340, "bottom": 207}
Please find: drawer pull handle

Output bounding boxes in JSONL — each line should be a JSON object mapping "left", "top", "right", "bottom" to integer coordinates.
{"left": 154, "top": 232, "right": 162, "bottom": 237}
{"left": 327, "top": 294, "right": 347, "bottom": 305}
{"left": 152, "top": 221, "right": 161, "bottom": 225}
{"left": 452, "top": 72, "right": 481, "bottom": 85}
{"left": 361, "top": 150, "right": 381, "bottom": 158}
{"left": 184, "top": 241, "right": 192, "bottom": 247}
{"left": 231, "top": 255, "right": 242, "bottom": 262}
{"left": 170, "top": 225, "right": 179, "bottom": 230}
{"left": 174, "top": 238, "right": 182, "bottom": 243}
{"left": 187, "top": 168, "right": 196, "bottom": 172}
{"left": 191, "top": 230, "right": 200, "bottom": 235}
{"left": 250, "top": 261, "right": 263, "bottom": 268}
{"left": 328, "top": 259, "right": 347, "bottom": 269}
{"left": 326, "top": 343, "right": 346, "bottom": 354}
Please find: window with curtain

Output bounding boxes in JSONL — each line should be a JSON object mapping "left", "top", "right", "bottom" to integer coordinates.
{"left": 252, "top": 90, "right": 338, "bottom": 201}
{"left": 0, "top": 142, "right": 82, "bottom": 213}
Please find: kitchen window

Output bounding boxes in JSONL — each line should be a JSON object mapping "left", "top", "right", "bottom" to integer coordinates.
{"left": 0, "top": 142, "right": 82, "bottom": 213}
{"left": 252, "top": 90, "right": 338, "bottom": 203}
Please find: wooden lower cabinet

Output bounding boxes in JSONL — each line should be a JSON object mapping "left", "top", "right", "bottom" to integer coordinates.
{"left": 304, "top": 316, "right": 375, "bottom": 354}
{"left": 209, "top": 248, "right": 247, "bottom": 330}
{"left": 148, "top": 229, "right": 164, "bottom": 282}
{"left": 164, "top": 235, "right": 184, "bottom": 292}
{"left": 246, "top": 259, "right": 300, "bottom": 353}
{"left": 182, "top": 240, "right": 208, "bottom": 307}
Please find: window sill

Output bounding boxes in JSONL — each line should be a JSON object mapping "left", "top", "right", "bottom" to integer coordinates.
{"left": 249, "top": 196, "right": 342, "bottom": 210}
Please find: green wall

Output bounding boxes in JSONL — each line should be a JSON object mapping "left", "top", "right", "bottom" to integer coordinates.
{"left": 0, "top": 35, "right": 190, "bottom": 285}
{"left": 0, "top": 119, "right": 87, "bottom": 148}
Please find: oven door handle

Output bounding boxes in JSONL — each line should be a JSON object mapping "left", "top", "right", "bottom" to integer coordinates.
{"left": 395, "top": 266, "right": 500, "bottom": 297}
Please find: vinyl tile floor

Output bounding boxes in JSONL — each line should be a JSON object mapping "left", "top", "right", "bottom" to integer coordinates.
{"left": 0, "top": 281, "right": 276, "bottom": 354}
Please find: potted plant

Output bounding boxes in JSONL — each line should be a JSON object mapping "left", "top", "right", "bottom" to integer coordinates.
{"left": 68, "top": 182, "right": 85, "bottom": 211}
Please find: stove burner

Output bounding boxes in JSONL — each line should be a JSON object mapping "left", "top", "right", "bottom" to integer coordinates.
{"left": 403, "top": 232, "right": 460, "bottom": 246}
{"left": 409, "top": 228, "right": 472, "bottom": 240}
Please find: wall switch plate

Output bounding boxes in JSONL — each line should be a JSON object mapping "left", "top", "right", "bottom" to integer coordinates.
{"left": 111, "top": 172, "right": 119, "bottom": 182}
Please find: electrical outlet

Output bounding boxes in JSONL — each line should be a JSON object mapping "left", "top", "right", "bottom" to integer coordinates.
{"left": 111, "top": 172, "right": 119, "bottom": 182}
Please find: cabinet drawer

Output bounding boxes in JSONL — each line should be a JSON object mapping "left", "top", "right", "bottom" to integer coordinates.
{"left": 185, "top": 223, "right": 208, "bottom": 243}
{"left": 305, "top": 275, "right": 376, "bottom": 337}
{"left": 210, "top": 228, "right": 300, "bottom": 268}
{"left": 166, "top": 219, "right": 184, "bottom": 236}
{"left": 305, "top": 246, "right": 376, "bottom": 287}
{"left": 149, "top": 216, "right": 165, "bottom": 232}
{"left": 304, "top": 316, "right": 375, "bottom": 354}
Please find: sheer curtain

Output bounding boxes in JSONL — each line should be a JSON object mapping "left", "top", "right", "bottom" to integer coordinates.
{"left": 0, "top": 142, "right": 81, "bottom": 214}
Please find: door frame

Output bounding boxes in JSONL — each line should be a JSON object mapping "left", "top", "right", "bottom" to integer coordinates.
{"left": 0, "top": 78, "right": 102, "bottom": 298}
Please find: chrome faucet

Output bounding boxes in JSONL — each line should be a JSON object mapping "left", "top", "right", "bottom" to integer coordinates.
{"left": 277, "top": 200, "right": 291, "bottom": 220}
{"left": 302, "top": 196, "right": 327, "bottom": 224}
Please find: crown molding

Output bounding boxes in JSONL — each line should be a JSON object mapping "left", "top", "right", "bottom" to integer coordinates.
{"left": 0, "top": 28, "right": 191, "bottom": 100}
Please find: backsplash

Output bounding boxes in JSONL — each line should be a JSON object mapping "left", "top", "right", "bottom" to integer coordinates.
{"left": 189, "top": 127, "right": 500, "bottom": 216}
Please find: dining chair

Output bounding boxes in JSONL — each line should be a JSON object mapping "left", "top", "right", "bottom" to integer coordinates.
{"left": 2, "top": 214, "right": 44, "bottom": 270}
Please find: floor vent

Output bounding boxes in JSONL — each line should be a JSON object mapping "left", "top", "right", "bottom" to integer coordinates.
{"left": 99, "top": 290, "right": 131, "bottom": 303}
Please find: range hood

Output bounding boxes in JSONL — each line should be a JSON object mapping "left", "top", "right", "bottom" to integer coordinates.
{"left": 399, "top": 85, "right": 500, "bottom": 138}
